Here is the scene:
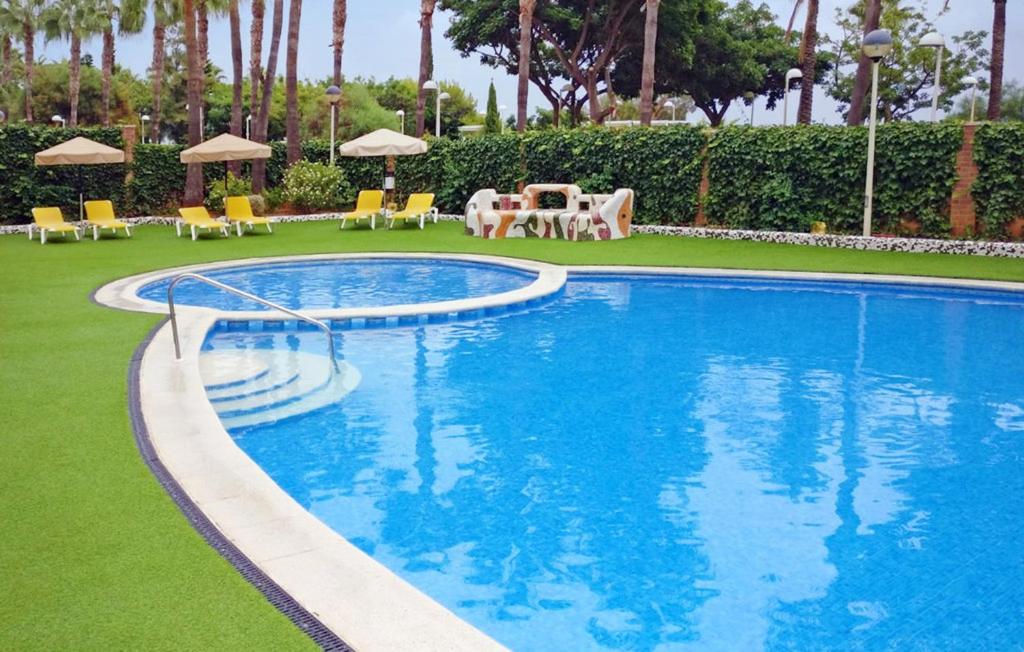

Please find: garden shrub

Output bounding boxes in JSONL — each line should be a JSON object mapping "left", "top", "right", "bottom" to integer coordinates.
{"left": 706, "top": 123, "right": 963, "bottom": 236}
{"left": 972, "top": 123, "right": 1024, "bottom": 237}
{"left": 247, "top": 194, "right": 267, "bottom": 216}
{"left": 283, "top": 161, "right": 353, "bottom": 211}
{"left": 205, "top": 171, "right": 252, "bottom": 213}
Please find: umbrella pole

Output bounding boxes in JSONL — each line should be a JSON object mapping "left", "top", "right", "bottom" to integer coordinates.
{"left": 224, "top": 161, "right": 229, "bottom": 198}
{"left": 78, "top": 166, "right": 84, "bottom": 221}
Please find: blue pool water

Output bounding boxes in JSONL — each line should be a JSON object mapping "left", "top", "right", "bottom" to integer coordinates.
{"left": 208, "top": 274, "right": 1024, "bottom": 650}
{"left": 138, "top": 258, "right": 536, "bottom": 311}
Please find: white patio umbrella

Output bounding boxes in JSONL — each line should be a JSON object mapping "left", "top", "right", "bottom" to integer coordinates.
{"left": 180, "top": 133, "right": 272, "bottom": 194}
{"left": 339, "top": 129, "right": 428, "bottom": 203}
{"left": 34, "top": 137, "right": 126, "bottom": 220}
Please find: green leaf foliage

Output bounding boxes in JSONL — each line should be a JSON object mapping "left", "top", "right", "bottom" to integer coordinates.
{"left": 973, "top": 123, "right": 1024, "bottom": 236}
{"left": 706, "top": 123, "right": 963, "bottom": 235}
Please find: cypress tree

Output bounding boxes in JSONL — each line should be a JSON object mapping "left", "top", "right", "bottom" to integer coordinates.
{"left": 484, "top": 81, "right": 501, "bottom": 133}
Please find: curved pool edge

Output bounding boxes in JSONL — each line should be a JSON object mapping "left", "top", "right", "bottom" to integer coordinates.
{"left": 107, "top": 259, "right": 1024, "bottom": 651}
{"left": 93, "top": 252, "right": 565, "bottom": 321}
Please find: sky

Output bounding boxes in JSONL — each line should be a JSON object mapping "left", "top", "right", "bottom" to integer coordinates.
{"left": 35, "top": 0, "right": 1021, "bottom": 126}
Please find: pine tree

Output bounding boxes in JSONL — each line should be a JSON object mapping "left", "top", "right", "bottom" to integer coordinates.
{"left": 484, "top": 81, "right": 500, "bottom": 133}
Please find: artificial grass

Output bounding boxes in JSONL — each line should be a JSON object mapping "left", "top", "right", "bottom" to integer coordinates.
{"left": 2, "top": 220, "right": 1024, "bottom": 650}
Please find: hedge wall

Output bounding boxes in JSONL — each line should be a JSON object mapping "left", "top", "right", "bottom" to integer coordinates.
{"left": 705, "top": 123, "right": 964, "bottom": 236}
{"left": 0, "top": 126, "right": 126, "bottom": 223}
{"left": 1, "top": 122, "right": 1013, "bottom": 237}
{"left": 972, "top": 123, "right": 1024, "bottom": 236}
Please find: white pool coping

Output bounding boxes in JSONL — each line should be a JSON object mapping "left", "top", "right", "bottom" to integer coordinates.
{"left": 96, "top": 254, "right": 1024, "bottom": 651}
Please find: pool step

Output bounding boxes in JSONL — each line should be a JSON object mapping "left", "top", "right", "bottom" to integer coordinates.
{"left": 199, "top": 349, "right": 360, "bottom": 430}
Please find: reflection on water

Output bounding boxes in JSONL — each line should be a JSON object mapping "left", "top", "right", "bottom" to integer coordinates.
{"left": 216, "top": 276, "right": 1024, "bottom": 650}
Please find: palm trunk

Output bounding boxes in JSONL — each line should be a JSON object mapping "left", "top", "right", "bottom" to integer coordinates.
{"left": 251, "top": 0, "right": 285, "bottom": 192}
{"left": 796, "top": 0, "right": 818, "bottom": 125}
{"left": 183, "top": 0, "right": 205, "bottom": 205}
{"left": 1, "top": 34, "right": 12, "bottom": 85}
{"left": 332, "top": 0, "right": 346, "bottom": 86}
{"left": 639, "top": 0, "right": 660, "bottom": 126}
{"left": 285, "top": 0, "right": 302, "bottom": 165}
{"left": 415, "top": 0, "right": 435, "bottom": 137}
{"left": 988, "top": 0, "right": 1007, "bottom": 121}
{"left": 516, "top": 0, "right": 534, "bottom": 132}
{"left": 197, "top": 0, "right": 208, "bottom": 124}
{"left": 23, "top": 22, "right": 34, "bottom": 123}
{"left": 228, "top": 0, "right": 243, "bottom": 175}
{"left": 846, "top": 0, "right": 881, "bottom": 126}
{"left": 101, "top": 28, "right": 114, "bottom": 127}
{"left": 249, "top": 0, "right": 265, "bottom": 132}
{"left": 69, "top": 34, "right": 82, "bottom": 127}
{"left": 151, "top": 19, "right": 166, "bottom": 142}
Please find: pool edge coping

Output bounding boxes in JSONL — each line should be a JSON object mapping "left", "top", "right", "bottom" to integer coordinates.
{"left": 106, "top": 256, "right": 1024, "bottom": 651}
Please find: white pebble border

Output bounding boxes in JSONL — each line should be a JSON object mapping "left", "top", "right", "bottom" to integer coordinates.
{"left": 632, "top": 224, "right": 1024, "bottom": 258}
{"left": 5, "top": 212, "right": 1024, "bottom": 258}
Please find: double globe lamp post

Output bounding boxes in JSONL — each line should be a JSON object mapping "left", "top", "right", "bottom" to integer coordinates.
{"left": 421, "top": 80, "right": 450, "bottom": 138}
{"left": 324, "top": 84, "right": 342, "bottom": 166}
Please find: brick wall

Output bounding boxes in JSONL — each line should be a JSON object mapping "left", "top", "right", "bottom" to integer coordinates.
{"left": 949, "top": 124, "right": 978, "bottom": 237}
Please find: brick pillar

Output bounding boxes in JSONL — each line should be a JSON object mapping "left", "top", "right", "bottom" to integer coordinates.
{"left": 950, "top": 124, "right": 978, "bottom": 237}
{"left": 694, "top": 157, "right": 710, "bottom": 226}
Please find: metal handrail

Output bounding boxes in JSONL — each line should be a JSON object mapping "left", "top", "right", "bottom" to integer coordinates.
{"left": 167, "top": 273, "right": 340, "bottom": 374}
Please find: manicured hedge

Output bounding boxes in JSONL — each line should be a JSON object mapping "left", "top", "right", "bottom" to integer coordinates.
{"left": 706, "top": 123, "right": 964, "bottom": 236}
{"left": 972, "top": 123, "right": 1024, "bottom": 237}
{"left": 0, "top": 126, "right": 126, "bottom": 223}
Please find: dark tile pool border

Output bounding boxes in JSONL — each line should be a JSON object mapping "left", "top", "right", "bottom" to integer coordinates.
{"left": 127, "top": 318, "right": 353, "bottom": 651}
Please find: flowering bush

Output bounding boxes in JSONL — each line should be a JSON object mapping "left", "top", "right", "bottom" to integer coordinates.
{"left": 283, "top": 161, "right": 353, "bottom": 211}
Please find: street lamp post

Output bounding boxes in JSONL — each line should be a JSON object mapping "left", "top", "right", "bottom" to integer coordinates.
{"left": 861, "top": 29, "right": 894, "bottom": 238}
{"left": 962, "top": 76, "right": 979, "bottom": 123}
{"left": 664, "top": 100, "right": 676, "bottom": 122}
{"left": 52, "top": 114, "right": 66, "bottom": 128}
{"left": 921, "top": 32, "right": 945, "bottom": 122}
{"left": 245, "top": 114, "right": 252, "bottom": 139}
{"left": 744, "top": 92, "right": 756, "bottom": 126}
{"left": 396, "top": 109, "right": 405, "bottom": 134}
{"left": 140, "top": 114, "right": 150, "bottom": 143}
{"left": 499, "top": 104, "right": 507, "bottom": 132}
{"left": 325, "top": 84, "right": 342, "bottom": 166}
{"left": 421, "top": 80, "right": 449, "bottom": 138}
{"left": 783, "top": 68, "right": 802, "bottom": 126}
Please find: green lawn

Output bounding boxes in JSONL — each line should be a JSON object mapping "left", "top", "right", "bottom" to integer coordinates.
{"left": 3, "top": 220, "right": 1024, "bottom": 650}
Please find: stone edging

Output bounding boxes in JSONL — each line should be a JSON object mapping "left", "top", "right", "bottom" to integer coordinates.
{"left": 631, "top": 224, "right": 1024, "bottom": 258}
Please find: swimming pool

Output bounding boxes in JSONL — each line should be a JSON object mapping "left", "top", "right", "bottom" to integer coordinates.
{"left": 200, "top": 271, "right": 1024, "bottom": 650}
{"left": 138, "top": 257, "right": 538, "bottom": 311}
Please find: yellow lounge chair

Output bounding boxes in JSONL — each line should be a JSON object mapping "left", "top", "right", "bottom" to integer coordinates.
{"left": 177, "top": 206, "right": 230, "bottom": 240}
{"left": 84, "top": 200, "right": 132, "bottom": 240}
{"left": 387, "top": 193, "right": 437, "bottom": 230}
{"left": 340, "top": 190, "right": 384, "bottom": 230}
{"left": 225, "top": 196, "right": 273, "bottom": 236}
{"left": 30, "top": 207, "right": 81, "bottom": 244}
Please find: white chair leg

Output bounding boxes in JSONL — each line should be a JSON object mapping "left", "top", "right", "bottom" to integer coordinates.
{"left": 221, "top": 226, "right": 229, "bottom": 237}
{"left": 175, "top": 221, "right": 182, "bottom": 237}
{"left": 236, "top": 221, "right": 243, "bottom": 237}
{"left": 74, "top": 228, "right": 81, "bottom": 241}
{"left": 27, "top": 224, "right": 34, "bottom": 240}
{"left": 93, "top": 226, "right": 99, "bottom": 241}
{"left": 266, "top": 222, "right": 273, "bottom": 234}
{"left": 126, "top": 225, "right": 132, "bottom": 237}
{"left": 41, "top": 229, "right": 47, "bottom": 244}
{"left": 191, "top": 225, "right": 198, "bottom": 241}
{"left": 419, "top": 214, "right": 425, "bottom": 230}
{"left": 371, "top": 214, "right": 376, "bottom": 230}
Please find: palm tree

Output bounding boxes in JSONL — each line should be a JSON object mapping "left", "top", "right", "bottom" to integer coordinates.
{"left": 846, "top": 0, "right": 882, "bottom": 125}
{"left": 1, "top": 26, "right": 12, "bottom": 86}
{"left": 251, "top": 0, "right": 284, "bottom": 192}
{"left": 414, "top": 0, "right": 436, "bottom": 137}
{"left": 183, "top": 0, "right": 204, "bottom": 204}
{"left": 249, "top": 0, "right": 264, "bottom": 132}
{"left": 787, "top": 0, "right": 819, "bottom": 124}
{"left": 0, "top": 0, "right": 45, "bottom": 122}
{"left": 285, "top": 0, "right": 302, "bottom": 164}
{"left": 43, "top": 0, "right": 108, "bottom": 127}
{"left": 149, "top": 0, "right": 180, "bottom": 142}
{"left": 988, "top": 0, "right": 1007, "bottom": 120}
{"left": 639, "top": 0, "right": 660, "bottom": 126}
{"left": 332, "top": 0, "right": 345, "bottom": 86}
{"left": 516, "top": 0, "right": 534, "bottom": 132}
{"left": 228, "top": 0, "right": 242, "bottom": 151}
{"left": 100, "top": 0, "right": 145, "bottom": 127}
